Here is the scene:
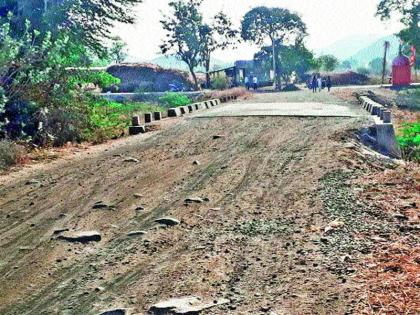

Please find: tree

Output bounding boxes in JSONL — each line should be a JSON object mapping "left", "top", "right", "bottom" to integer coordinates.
{"left": 369, "top": 57, "right": 389, "bottom": 75}
{"left": 254, "top": 40, "right": 316, "bottom": 84}
{"left": 317, "top": 55, "right": 339, "bottom": 72}
{"left": 200, "top": 12, "right": 238, "bottom": 88}
{"left": 241, "top": 6, "right": 307, "bottom": 90}
{"left": 109, "top": 36, "right": 128, "bottom": 64}
{"left": 376, "top": 0, "right": 419, "bottom": 68}
{"left": 0, "top": 0, "right": 143, "bottom": 56}
{"left": 160, "top": 0, "right": 204, "bottom": 90}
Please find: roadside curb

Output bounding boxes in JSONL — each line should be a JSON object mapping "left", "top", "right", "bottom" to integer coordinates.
{"left": 356, "top": 94, "right": 401, "bottom": 159}
{"left": 128, "top": 96, "right": 236, "bottom": 136}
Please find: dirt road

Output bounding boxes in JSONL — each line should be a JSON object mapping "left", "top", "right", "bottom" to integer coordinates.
{"left": 0, "top": 92, "right": 415, "bottom": 314}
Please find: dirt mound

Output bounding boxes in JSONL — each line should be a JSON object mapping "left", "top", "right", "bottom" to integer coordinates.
{"left": 106, "top": 63, "right": 194, "bottom": 93}
{"left": 329, "top": 71, "right": 369, "bottom": 86}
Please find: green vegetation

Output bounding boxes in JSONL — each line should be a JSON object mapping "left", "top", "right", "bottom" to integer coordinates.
{"left": 316, "top": 54, "right": 339, "bottom": 72}
{"left": 398, "top": 122, "right": 420, "bottom": 161}
{"left": 160, "top": 0, "right": 237, "bottom": 89}
{"left": 211, "top": 76, "right": 229, "bottom": 90}
{"left": 0, "top": 140, "right": 23, "bottom": 170}
{"left": 158, "top": 93, "right": 192, "bottom": 108}
{"left": 86, "top": 98, "right": 162, "bottom": 143}
{"left": 241, "top": 6, "right": 307, "bottom": 89}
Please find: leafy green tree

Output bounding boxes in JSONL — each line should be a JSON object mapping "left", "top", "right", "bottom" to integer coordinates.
{"left": 160, "top": 0, "right": 204, "bottom": 90}
{"left": 109, "top": 36, "right": 128, "bottom": 64}
{"left": 254, "top": 40, "right": 316, "bottom": 84}
{"left": 376, "top": 0, "right": 419, "bottom": 66}
{"left": 369, "top": 57, "right": 390, "bottom": 75}
{"left": 0, "top": 0, "right": 143, "bottom": 56}
{"left": 241, "top": 6, "right": 307, "bottom": 89}
{"left": 317, "top": 55, "right": 339, "bottom": 72}
{"left": 200, "top": 12, "right": 238, "bottom": 88}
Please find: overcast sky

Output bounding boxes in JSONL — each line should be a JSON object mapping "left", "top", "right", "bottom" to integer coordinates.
{"left": 113, "top": 0, "right": 403, "bottom": 62}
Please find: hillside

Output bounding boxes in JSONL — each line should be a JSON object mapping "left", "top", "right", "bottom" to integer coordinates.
{"left": 345, "top": 35, "right": 400, "bottom": 67}
{"left": 315, "top": 34, "right": 383, "bottom": 60}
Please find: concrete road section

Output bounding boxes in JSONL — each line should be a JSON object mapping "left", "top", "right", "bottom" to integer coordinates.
{"left": 192, "top": 102, "right": 366, "bottom": 118}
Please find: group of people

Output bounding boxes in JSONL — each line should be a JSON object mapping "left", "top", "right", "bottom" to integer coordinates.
{"left": 244, "top": 76, "right": 259, "bottom": 91}
{"left": 311, "top": 75, "right": 332, "bottom": 93}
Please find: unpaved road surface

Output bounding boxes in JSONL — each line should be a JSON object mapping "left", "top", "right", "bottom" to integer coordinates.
{"left": 0, "top": 92, "right": 415, "bottom": 314}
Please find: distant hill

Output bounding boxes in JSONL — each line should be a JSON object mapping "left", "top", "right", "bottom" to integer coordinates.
{"left": 151, "top": 55, "right": 233, "bottom": 73}
{"left": 345, "top": 35, "right": 400, "bottom": 68}
{"left": 315, "top": 34, "right": 384, "bottom": 60}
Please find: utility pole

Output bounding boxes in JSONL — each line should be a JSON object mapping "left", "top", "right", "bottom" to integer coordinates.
{"left": 382, "top": 41, "right": 390, "bottom": 85}
{"left": 272, "top": 38, "right": 277, "bottom": 90}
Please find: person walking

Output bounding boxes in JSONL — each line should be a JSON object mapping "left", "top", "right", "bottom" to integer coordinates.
{"left": 311, "top": 75, "right": 317, "bottom": 93}
{"left": 253, "top": 76, "right": 258, "bottom": 91}
{"left": 326, "top": 76, "right": 332, "bottom": 92}
{"left": 317, "top": 75, "right": 322, "bottom": 92}
{"left": 244, "top": 76, "right": 250, "bottom": 90}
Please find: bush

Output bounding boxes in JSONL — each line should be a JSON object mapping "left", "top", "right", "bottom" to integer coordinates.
{"left": 398, "top": 122, "right": 420, "bottom": 161}
{"left": 158, "top": 92, "right": 191, "bottom": 108}
{"left": 84, "top": 98, "right": 163, "bottom": 143}
{"left": 211, "top": 76, "right": 229, "bottom": 90}
{"left": 0, "top": 140, "right": 23, "bottom": 170}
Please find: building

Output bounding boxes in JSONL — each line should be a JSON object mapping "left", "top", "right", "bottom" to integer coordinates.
{"left": 392, "top": 54, "right": 411, "bottom": 86}
{"left": 209, "top": 60, "right": 272, "bottom": 87}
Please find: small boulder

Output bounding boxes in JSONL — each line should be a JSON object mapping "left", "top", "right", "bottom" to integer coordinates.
{"left": 123, "top": 157, "right": 139, "bottom": 163}
{"left": 185, "top": 197, "right": 204, "bottom": 204}
{"left": 97, "top": 309, "right": 128, "bottom": 315}
{"left": 58, "top": 231, "right": 101, "bottom": 244}
{"left": 93, "top": 201, "right": 110, "bottom": 209}
{"left": 149, "top": 296, "right": 228, "bottom": 314}
{"left": 213, "top": 135, "right": 225, "bottom": 139}
{"left": 127, "top": 230, "right": 147, "bottom": 237}
{"left": 155, "top": 217, "right": 180, "bottom": 227}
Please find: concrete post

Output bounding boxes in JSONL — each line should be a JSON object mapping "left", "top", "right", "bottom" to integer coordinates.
{"left": 129, "top": 126, "right": 146, "bottom": 135}
{"left": 144, "top": 113, "right": 153, "bottom": 123}
{"left": 168, "top": 108, "right": 180, "bottom": 117}
{"left": 132, "top": 116, "right": 141, "bottom": 126}
{"left": 382, "top": 111, "right": 392, "bottom": 123}
{"left": 154, "top": 112, "right": 162, "bottom": 121}
{"left": 379, "top": 108, "right": 385, "bottom": 120}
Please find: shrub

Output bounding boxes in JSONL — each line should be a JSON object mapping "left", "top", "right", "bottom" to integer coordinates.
{"left": 211, "top": 76, "right": 229, "bottom": 90}
{"left": 80, "top": 71, "right": 121, "bottom": 90}
{"left": 0, "top": 140, "right": 23, "bottom": 170}
{"left": 398, "top": 122, "right": 420, "bottom": 161}
{"left": 84, "top": 98, "right": 163, "bottom": 143}
{"left": 158, "top": 92, "right": 191, "bottom": 108}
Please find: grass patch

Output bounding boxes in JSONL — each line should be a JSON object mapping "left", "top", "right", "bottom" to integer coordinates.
{"left": 397, "top": 122, "right": 420, "bottom": 162}
{"left": 397, "top": 88, "right": 420, "bottom": 111}
{"left": 85, "top": 98, "right": 163, "bottom": 143}
{"left": 0, "top": 140, "right": 24, "bottom": 170}
{"left": 159, "top": 92, "right": 192, "bottom": 108}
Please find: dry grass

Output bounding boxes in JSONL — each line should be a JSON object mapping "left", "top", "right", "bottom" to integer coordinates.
{"left": 0, "top": 140, "right": 25, "bottom": 171}
{"left": 353, "top": 162, "right": 420, "bottom": 314}
{"left": 206, "top": 87, "right": 250, "bottom": 100}
{"left": 357, "top": 243, "right": 420, "bottom": 314}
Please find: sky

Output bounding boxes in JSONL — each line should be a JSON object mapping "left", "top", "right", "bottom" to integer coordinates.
{"left": 113, "top": 0, "right": 403, "bottom": 62}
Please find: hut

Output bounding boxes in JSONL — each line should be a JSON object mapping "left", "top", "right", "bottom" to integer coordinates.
{"left": 392, "top": 54, "right": 411, "bottom": 86}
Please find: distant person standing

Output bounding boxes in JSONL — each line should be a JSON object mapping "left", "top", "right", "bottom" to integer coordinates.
{"left": 326, "top": 76, "right": 332, "bottom": 92}
{"left": 244, "top": 76, "right": 250, "bottom": 90}
{"left": 253, "top": 76, "right": 258, "bottom": 91}
{"left": 317, "top": 75, "right": 322, "bottom": 92}
{"left": 311, "top": 75, "right": 317, "bottom": 93}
